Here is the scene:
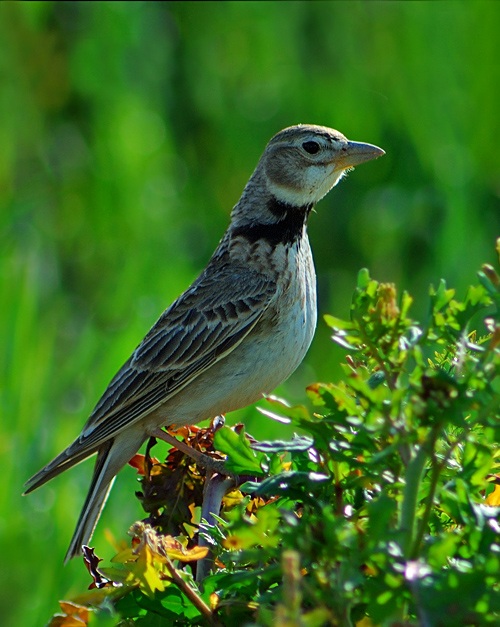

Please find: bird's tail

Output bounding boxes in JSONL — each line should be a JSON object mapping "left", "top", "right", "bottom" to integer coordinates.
{"left": 24, "top": 427, "right": 146, "bottom": 562}
{"left": 64, "top": 440, "right": 114, "bottom": 563}
{"left": 64, "top": 428, "right": 147, "bottom": 562}
{"left": 23, "top": 439, "right": 113, "bottom": 563}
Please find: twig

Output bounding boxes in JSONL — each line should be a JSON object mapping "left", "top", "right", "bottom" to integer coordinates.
{"left": 197, "top": 471, "right": 236, "bottom": 582}
{"left": 163, "top": 554, "right": 222, "bottom": 627}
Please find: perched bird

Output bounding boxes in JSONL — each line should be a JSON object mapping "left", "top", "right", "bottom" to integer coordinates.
{"left": 24, "top": 124, "right": 384, "bottom": 562}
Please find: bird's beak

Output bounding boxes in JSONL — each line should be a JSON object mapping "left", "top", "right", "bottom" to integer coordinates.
{"left": 336, "top": 141, "right": 385, "bottom": 170}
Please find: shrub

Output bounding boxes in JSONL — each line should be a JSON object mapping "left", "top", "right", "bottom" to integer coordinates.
{"left": 50, "top": 247, "right": 499, "bottom": 626}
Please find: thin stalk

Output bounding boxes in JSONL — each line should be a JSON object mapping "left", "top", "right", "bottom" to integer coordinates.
{"left": 164, "top": 555, "right": 222, "bottom": 627}
{"left": 333, "top": 460, "right": 343, "bottom": 517}
{"left": 399, "top": 443, "right": 428, "bottom": 559}
{"left": 411, "top": 429, "right": 456, "bottom": 559}
{"left": 410, "top": 459, "right": 440, "bottom": 560}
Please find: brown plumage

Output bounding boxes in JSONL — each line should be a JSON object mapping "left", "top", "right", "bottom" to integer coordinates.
{"left": 24, "top": 124, "right": 384, "bottom": 562}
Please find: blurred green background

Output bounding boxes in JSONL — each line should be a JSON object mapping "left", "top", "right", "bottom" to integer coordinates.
{"left": 1, "top": 1, "right": 498, "bottom": 624}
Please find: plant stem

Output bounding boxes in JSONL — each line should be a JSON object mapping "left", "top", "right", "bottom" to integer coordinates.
{"left": 164, "top": 555, "right": 221, "bottom": 627}
{"left": 399, "top": 443, "right": 428, "bottom": 559}
{"left": 410, "top": 428, "right": 453, "bottom": 559}
{"left": 410, "top": 459, "right": 440, "bottom": 560}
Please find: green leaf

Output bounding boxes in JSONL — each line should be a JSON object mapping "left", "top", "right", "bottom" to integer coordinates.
{"left": 357, "top": 267, "right": 372, "bottom": 290}
{"left": 430, "top": 279, "right": 456, "bottom": 311}
{"left": 324, "top": 313, "right": 356, "bottom": 331}
{"left": 366, "top": 491, "right": 398, "bottom": 543}
{"left": 214, "top": 426, "right": 267, "bottom": 475}
{"left": 252, "top": 435, "right": 314, "bottom": 454}
{"left": 260, "top": 395, "right": 312, "bottom": 424}
{"left": 427, "top": 533, "right": 462, "bottom": 569}
{"left": 245, "top": 471, "right": 329, "bottom": 499}
{"left": 223, "top": 503, "right": 282, "bottom": 550}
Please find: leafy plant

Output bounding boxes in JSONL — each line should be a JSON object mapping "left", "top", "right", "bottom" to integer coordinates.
{"left": 49, "top": 247, "right": 500, "bottom": 626}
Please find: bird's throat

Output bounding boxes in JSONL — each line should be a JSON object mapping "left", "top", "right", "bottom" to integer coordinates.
{"left": 231, "top": 196, "right": 312, "bottom": 247}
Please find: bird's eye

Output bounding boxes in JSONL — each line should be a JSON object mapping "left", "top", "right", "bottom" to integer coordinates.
{"left": 302, "top": 141, "right": 320, "bottom": 155}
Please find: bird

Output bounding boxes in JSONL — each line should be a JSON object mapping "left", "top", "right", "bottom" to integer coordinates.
{"left": 24, "top": 124, "right": 384, "bottom": 562}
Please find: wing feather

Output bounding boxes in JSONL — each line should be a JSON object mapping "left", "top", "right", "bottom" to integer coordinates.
{"left": 72, "top": 265, "right": 276, "bottom": 455}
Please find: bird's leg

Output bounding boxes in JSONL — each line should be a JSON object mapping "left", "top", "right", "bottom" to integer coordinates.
{"left": 149, "top": 427, "right": 229, "bottom": 475}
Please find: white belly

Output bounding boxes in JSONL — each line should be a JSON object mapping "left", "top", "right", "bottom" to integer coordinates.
{"left": 150, "top": 239, "right": 317, "bottom": 427}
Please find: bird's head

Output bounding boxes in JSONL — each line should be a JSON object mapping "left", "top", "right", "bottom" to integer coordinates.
{"left": 261, "top": 124, "right": 385, "bottom": 206}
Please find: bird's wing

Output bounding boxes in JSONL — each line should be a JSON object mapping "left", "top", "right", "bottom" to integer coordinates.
{"left": 73, "top": 264, "right": 276, "bottom": 453}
